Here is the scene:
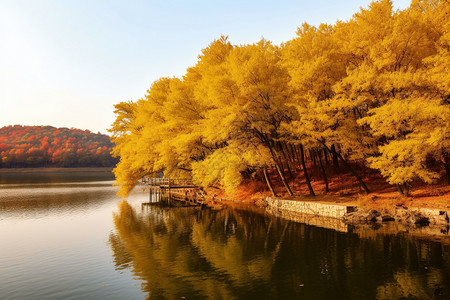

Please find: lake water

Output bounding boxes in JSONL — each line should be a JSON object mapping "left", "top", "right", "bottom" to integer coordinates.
{"left": 1, "top": 170, "right": 450, "bottom": 299}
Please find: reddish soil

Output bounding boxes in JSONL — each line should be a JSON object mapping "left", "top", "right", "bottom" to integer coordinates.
{"left": 208, "top": 162, "right": 450, "bottom": 211}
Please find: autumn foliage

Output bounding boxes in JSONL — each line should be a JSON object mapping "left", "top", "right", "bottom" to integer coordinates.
{"left": 110, "top": 0, "right": 449, "bottom": 197}
{"left": 0, "top": 125, "right": 118, "bottom": 168}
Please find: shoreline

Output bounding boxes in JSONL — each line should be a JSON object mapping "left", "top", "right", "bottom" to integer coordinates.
{"left": 196, "top": 187, "right": 450, "bottom": 239}
{"left": 257, "top": 196, "right": 449, "bottom": 225}
{"left": 0, "top": 167, "right": 114, "bottom": 174}
{"left": 251, "top": 196, "right": 450, "bottom": 238}
{"left": 188, "top": 192, "right": 450, "bottom": 243}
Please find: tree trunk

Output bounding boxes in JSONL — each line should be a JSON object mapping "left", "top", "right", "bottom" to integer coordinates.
{"left": 323, "top": 147, "right": 330, "bottom": 165}
{"left": 289, "top": 143, "right": 299, "bottom": 174}
{"left": 320, "top": 141, "right": 370, "bottom": 194}
{"left": 337, "top": 152, "right": 370, "bottom": 194}
{"left": 288, "top": 143, "right": 298, "bottom": 165}
{"left": 299, "top": 144, "right": 315, "bottom": 196}
{"left": 268, "top": 142, "right": 293, "bottom": 196}
{"left": 275, "top": 162, "right": 293, "bottom": 196}
{"left": 283, "top": 141, "right": 295, "bottom": 165}
{"left": 278, "top": 141, "right": 294, "bottom": 179}
{"left": 310, "top": 149, "right": 317, "bottom": 167}
{"left": 318, "top": 150, "right": 329, "bottom": 193}
{"left": 403, "top": 183, "right": 409, "bottom": 197}
{"left": 263, "top": 167, "right": 278, "bottom": 197}
{"left": 292, "top": 143, "right": 302, "bottom": 172}
{"left": 444, "top": 152, "right": 450, "bottom": 185}
{"left": 330, "top": 144, "right": 340, "bottom": 170}
{"left": 396, "top": 184, "right": 404, "bottom": 195}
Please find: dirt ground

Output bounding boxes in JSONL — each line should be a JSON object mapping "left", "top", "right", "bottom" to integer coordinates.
{"left": 207, "top": 165, "right": 450, "bottom": 211}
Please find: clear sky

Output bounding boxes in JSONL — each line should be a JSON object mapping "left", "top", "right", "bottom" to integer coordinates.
{"left": 0, "top": 0, "right": 411, "bottom": 134}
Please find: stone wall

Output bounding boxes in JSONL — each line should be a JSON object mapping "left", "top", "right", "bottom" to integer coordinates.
{"left": 263, "top": 196, "right": 450, "bottom": 238}
{"left": 265, "top": 197, "right": 356, "bottom": 219}
{"left": 264, "top": 197, "right": 357, "bottom": 232}
{"left": 265, "top": 205, "right": 349, "bottom": 232}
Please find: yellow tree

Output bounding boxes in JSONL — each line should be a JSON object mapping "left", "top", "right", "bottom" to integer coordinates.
{"left": 356, "top": 0, "right": 449, "bottom": 194}
{"left": 110, "top": 37, "right": 239, "bottom": 196}
{"left": 421, "top": 0, "right": 450, "bottom": 184}
{"left": 282, "top": 18, "right": 371, "bottom": 194}
{"left": 195, "top": 39, "right": 296, "bottom": 195}
{"left": 109, "top": 0, "right": 449, "bottom": 198}
{"left": 109, "top": 100, "right": 148, "bottom": 196}
{"left": 109, "top": 75, "right": 207, "bottom": 196}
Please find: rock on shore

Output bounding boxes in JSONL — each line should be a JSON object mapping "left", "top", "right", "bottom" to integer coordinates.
{"left": 344, "top": 206, "right": 449, "bottom": 226}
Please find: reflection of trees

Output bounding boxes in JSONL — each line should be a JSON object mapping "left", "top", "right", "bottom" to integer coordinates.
{"left": 377, "top": 268, "right": 446, "bottom": 300}
{"left": 110, "top": 201, "right": 450, "bottom": 299}
{"left": 190, "top": 208, "right": 284, "bottom": 285}
{"left": 110, "top": 201, "right": 289, "bottom": 299}
{"left": 110, "top": 201, "right": 225, "bottom": 299}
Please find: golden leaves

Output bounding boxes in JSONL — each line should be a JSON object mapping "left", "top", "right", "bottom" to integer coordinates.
{"left": 109, "top": 0, "right": 450, "bottom": 195}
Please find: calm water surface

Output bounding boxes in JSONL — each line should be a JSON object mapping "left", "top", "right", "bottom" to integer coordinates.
{"left": 1, "top": 170, "right": 450, "bottom": 299}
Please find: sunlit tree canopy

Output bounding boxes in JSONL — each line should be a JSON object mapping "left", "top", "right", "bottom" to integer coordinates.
{"left": 110, "top": 0, "right": 450, "bottom": 197}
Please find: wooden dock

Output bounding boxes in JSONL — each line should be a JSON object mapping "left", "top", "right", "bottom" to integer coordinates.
{"left": 141, "top": 177, "right": 205, "bottom": 206}
{"left": 141, "top": 177, "right": 197, "bottom": 189}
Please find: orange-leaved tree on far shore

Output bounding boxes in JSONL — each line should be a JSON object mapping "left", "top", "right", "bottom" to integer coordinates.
{"left": 0, "top": 125, "right": 117, "bottom": 168}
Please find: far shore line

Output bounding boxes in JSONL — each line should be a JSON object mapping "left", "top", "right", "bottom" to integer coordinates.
{"left": 0, "top": 167, "right": 114, "bottom": 173}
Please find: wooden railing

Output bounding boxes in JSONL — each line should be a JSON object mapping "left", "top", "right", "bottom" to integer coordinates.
{"left": 141, "top": 177, "right": 195, "bottom": 188}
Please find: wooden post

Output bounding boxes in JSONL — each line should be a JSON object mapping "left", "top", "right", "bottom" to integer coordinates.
{"left": 149, "top": 187, "right": 153, "bottom": 202}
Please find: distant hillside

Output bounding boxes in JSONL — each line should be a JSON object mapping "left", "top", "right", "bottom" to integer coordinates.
{"left": 0, "top": 125, "right": 118, "bottom": 168}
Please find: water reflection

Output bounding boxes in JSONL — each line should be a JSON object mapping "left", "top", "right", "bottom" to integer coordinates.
{"left": 0, "top": 173, "right": 146, "bottom": 300}
{"left": 0, "top": 181, "right": 116, "bottom": 219}
{"left": 0, "top": 168, "right": 114, "bottom": 184}
{"left": 110, "top": 201, "right": 450, "bottom": 299}
{"left": 110, "top": 202, "right": 280, "bottom": 299}
{"left": 2, "top": 170, "right": 450, "bottom": 299}
{"left": 377, "top": 269, "right": 447, "bottom": 300}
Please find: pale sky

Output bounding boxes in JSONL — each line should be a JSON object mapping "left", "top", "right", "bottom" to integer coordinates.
{"left": 0, "top": 0, "right": 411, "bottom": 134}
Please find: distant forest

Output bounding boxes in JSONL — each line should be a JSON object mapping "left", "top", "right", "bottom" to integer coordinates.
{"left": 0, "top": 125, "right": 118, "bottom": 168}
